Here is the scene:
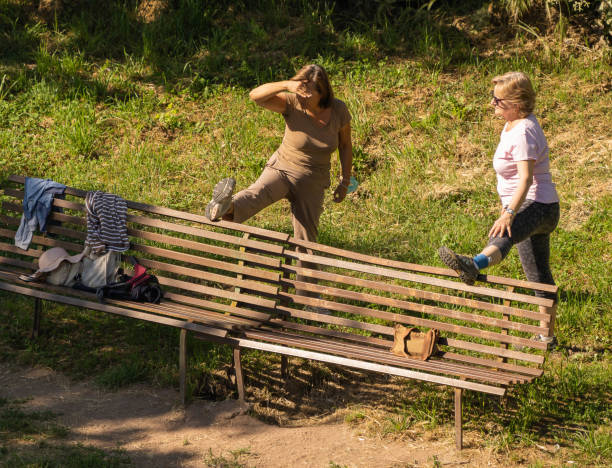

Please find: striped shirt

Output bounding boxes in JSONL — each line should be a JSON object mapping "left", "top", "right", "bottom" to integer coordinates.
{"left": 85, "top": 191, "right": 130, "bottom": 253}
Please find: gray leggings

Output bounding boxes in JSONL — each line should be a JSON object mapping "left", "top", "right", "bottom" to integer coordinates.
{"left": 488, "top": 200, "right": 560, "bottom": 300}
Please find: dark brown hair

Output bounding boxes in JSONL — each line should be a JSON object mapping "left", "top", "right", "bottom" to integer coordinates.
{"left": 291, "top": 64, "right": 334, "bottom": 108}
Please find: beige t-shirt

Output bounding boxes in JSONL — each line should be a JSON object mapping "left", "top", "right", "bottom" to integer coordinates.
{"left": 273, "top": 93, "right": 351, "bottom": 176}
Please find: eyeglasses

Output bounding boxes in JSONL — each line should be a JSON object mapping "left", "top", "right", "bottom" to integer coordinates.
{"left": 490, "top": 91, "right": 505, "bottom": 106}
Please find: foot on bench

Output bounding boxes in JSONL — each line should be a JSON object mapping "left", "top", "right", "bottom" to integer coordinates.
{"left": 438, "top": 246, "right": 479, "bottom": 286}
{"left": 205, "top": 177, "right": 235, "bottom": 221}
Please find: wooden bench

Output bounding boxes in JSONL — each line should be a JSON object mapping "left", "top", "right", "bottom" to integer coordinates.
{"left": 0, "top": 174, "right": 288, "bottom": 403}
{"left": 0, "top": 175, "right": 557, "bottom": 449}
{"left": 230, "top": 237, "right": 557, "bottom": 449}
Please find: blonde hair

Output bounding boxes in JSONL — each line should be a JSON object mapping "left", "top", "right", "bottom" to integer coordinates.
{"left": 492, "top": 72, "right": 536, "bottom": 117}
{"left": 291, "top": 64, "right": 334, "bottom": 108}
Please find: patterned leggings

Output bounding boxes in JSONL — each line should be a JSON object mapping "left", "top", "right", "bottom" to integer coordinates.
{"left": 487, "top": 200, "right": 560, "bottom": 300}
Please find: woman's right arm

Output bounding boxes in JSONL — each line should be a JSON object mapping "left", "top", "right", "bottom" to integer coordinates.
{"left": 249, "top": 81, "right": 307, "bottom": 113}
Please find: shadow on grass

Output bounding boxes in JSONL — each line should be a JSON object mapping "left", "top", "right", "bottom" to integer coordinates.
{"left": 0, "top": 0, "right": 493, "bottom": 97}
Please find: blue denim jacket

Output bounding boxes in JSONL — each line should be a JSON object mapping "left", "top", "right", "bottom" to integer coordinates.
{"left": 14, "top": 177, "right": 66, "bottom": 250}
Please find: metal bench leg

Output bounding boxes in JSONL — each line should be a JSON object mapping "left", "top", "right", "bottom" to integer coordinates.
{"left": 31, "top": 298, "right": 42, "bottom": 339}
{"left": 233, "top": 348, "right": 245, "bottom": 401}
{"left": 455, "top": 388, "right": 463, "bottom": 450}
{"left": 180, "top": 329, "right": 187, "bottom": 405}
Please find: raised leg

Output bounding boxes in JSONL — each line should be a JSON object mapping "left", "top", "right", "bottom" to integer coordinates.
{"left": 31, "top": 298, "right": 42, "bottom": 339}
{"left": 179, "top": 328, "right": 187, "bottom": 405}
{"left": 233, "top": 347, "right": 245, "bottom": 401}
{"left": 454, "top": 388, "right": 463, "bottom": 450}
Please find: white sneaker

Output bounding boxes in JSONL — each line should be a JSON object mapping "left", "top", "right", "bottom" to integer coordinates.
{"left": 205, "top": 178, "right": 235, "bottom": 221}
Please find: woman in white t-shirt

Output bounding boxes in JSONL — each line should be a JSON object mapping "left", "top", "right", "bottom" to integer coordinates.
{"left": 438, "top": 72, "right": 560, "bottom": 342}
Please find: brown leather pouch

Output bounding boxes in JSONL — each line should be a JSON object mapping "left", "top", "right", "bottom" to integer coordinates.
{"left": 390, "top": 324, "right": 439, "bottom": 361}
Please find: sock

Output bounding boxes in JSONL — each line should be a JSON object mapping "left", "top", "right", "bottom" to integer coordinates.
{"left": 473, "top": 253, "right": 490, "bottom": 270}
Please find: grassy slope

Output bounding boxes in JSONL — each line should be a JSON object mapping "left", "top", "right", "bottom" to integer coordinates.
{"left": 0, "top": 1, "right": 610, "bottom": 466}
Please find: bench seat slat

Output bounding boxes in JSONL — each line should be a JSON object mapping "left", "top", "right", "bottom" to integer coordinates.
{"left": 254, "top": 329, "right": 529, "bottom": 384}
{"left": 284, "top": 278, "right": 548, "bottom": 335}
{"left": 234, "top": 337, "right": 506, "bottom": 396}
{"left": 269, "top": 319, "right": 542, "bottom": 377}
{"left": 245, "top": 329, "right": 526, "bottom": 385}
{"left": 282, "top": 292, "right": 548, "bottom": 350}
{"left": 271, "top": 306, "right": 543, "bottom": 364}
{"left": 0, "top": 280, "right": 228, "bottom": 338}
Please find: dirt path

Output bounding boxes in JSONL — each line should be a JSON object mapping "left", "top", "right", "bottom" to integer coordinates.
{"left": 0, "top": 363, "right": 530, "bottom": 467}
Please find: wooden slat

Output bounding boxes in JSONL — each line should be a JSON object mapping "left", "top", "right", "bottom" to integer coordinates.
{"left": 7, "top": 176, "right": 290, "bottom": 243}
{"left": 163, "top": 291, "right": 272, "bottom": 322}
{"left": 440, "top": 352, "right": 542, "bottom": 377}
{"left": 0, "top": 227, "right": 84, "bottom": 254}
{"left": 281, "top": 292, "right": 548, "bottom": 350}
{"left": 126, "top": 227, "right": 281, "bottom": 268}
{"left": 275, "top": 304, "right": 391, "bottom": 335}
{"left": 284, "top": 250, "right": 555, "bottom": 308}
{"left": 270, "top": 318, "right": 392, "bottom": 348}
{"left": 283, "top": 278, "right": 548, "bottom": 335}
{"left": 130, "top": 242, "right": 280, "bottom": 282}
{"left": 274, "top": 302, "right": 544, "bottom": 364}
{"left": 0, "top": 241, "right": 42, "bottom": 258}
{"left": 156, "top": 275, "right": 276, "bottom": 309}
{"left": 2, "top": 199, "right": 285, "bottom": 256}
{"left": 289, "top": 237, "right": 558, "bottom": 294}
{"left": 443, "top": 338, "right": 544, "bottom": 364}
{"left": 235, "top": 338, "right": 506, "bottom": 396}
{"left": 249, "top": 329, "right": 526, "bottom": 385}
{"left": 136, "top": 257, "right": 278, "bottom": 295}
{"left": 0, "top": 257, "right": 35, "bottom": 270}
{"left": 284, "top": 264, "right": 549, "bottom": 322}
{"left": 0, "top": 280, "right": 228, "bottom": 338}
{"left": 0, "top": 209, "right": 281, "bottom": 270}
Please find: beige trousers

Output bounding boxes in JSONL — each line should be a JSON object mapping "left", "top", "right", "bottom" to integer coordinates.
{"left": 232, "top": 155, "right": 330, "bottom": 297}
{"left": 232, "top": 156, "right": 330, "bottom": 243}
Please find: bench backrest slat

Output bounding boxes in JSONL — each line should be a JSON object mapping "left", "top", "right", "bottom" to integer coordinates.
{"left": 285, "top": 249, "right": 554, "bottom": 308}
{"left": 289, "top": 237, "right": 558, "bottom": 294}
{"left": 283, "top": 264, "right": 549, "bottom": 322}
{"left": 7, "top": 175, "right": 290, "bottom": 243}
{"left": 283, "top": 277, "right": 548, "bottom": 335}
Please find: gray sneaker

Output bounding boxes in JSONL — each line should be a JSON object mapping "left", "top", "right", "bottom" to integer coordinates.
{"left": 205, "top": 178, "right": 235, "bottom": 221}
{"left": 438, "top": 246, "right": 479, "bottom": 285}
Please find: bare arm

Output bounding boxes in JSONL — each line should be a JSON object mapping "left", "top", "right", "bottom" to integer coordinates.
{"left": 333, "top": 123, "right": 354, "bottom": 203}
{"left": 489, "top": 159, "right": 534, "bottom": 237}
{"left": 249, "top": 80, "right": 309, "bottom": 114}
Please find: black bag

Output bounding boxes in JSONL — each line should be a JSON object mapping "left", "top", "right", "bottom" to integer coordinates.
{"left": 74, "top": 257, "right": 163, "bottom": 304}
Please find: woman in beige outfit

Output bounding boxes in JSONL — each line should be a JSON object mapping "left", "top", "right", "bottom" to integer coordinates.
{"left": 205, "top": 64, "right": 354, "bottom": 247}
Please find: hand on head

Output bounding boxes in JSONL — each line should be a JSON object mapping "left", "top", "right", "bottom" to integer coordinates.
{"left": 287, "top": 80, "right": 312, "bottom": 99}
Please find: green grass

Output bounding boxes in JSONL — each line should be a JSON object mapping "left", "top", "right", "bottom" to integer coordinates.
{"left": 0, "top": 1, "right": 611, "bottom": 466}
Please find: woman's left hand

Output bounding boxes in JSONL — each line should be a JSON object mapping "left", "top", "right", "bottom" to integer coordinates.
{"left": 333, "top": 183, "right": 348, "bottom": 203}
{"left": 488, "top": 212, "right": 513, "bottom": 238}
